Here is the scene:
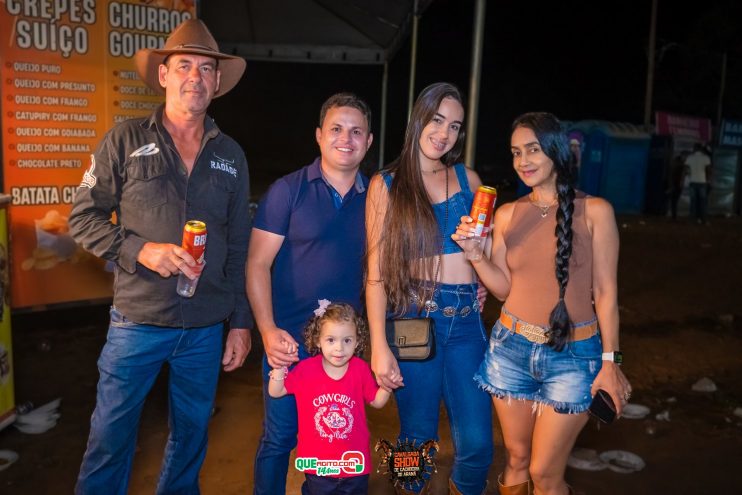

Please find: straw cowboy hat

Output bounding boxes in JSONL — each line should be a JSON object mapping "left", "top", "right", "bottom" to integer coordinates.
{"left": 134, "top": 19, "right": 246, "bottom": 97}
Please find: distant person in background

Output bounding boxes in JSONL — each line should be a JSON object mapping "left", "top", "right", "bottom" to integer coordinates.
{"left": 569, "top": 137, "right": 582, "bottom": 181}
{"left": 668, "top": 151, "right": 688, "bottom": 220}
{"left": 684, "top": 143, "right": 712, "bottom": 224}
{"left": 69, "top": 20, "right": 252, "bottom": 494}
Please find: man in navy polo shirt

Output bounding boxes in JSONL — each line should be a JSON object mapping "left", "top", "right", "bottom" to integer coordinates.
{"left": 247, "top": 93, "right": 373, "bottom": 494}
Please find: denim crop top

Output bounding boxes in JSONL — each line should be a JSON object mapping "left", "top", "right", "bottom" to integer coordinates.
{"left": 381, "top": 163, "right": 474, "bottom": 254}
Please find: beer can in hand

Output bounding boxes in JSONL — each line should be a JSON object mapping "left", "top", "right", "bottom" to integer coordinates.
{"left": 469, "top": 186, "right": 497, "bottom": 237}
{"left": 177, "top": 220, "right": 207, "bottom": 298}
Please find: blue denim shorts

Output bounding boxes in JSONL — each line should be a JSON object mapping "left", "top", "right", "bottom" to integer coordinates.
{"left": 474, "top": 315, "right": 603, "bottom": 414}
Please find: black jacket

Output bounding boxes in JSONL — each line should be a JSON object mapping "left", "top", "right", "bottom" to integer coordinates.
{"left": 69, "top": 105, "right": 253, "bottom": 329}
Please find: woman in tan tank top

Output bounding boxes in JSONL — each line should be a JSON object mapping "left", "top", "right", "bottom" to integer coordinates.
{"left": 454, "top": 112, "right": 632, "bottom": 495}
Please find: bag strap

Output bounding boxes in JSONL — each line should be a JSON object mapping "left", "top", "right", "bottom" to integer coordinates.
{"left": 426, "top": 166, "right": 448, "bottom": 317}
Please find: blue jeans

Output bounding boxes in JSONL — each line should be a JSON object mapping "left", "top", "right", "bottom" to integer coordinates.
{"left": 253, "top": 379, "right": 299, "bottom": 495}
{"left": 689, "top": 182, "right": 708, "bottom": 223}
{"left": 76, "top": 307, "right": 223, "bottom": 495}
{"left": 395, "top": 282, "right": 493, "bottom": 495}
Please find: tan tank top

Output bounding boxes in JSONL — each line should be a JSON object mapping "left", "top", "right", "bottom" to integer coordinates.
{"left": 503, "top": 192, "right": 595, "bottom": 327}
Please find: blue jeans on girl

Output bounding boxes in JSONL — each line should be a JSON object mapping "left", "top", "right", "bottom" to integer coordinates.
{"left": 394, "top": 282, "right": 493, "bottom": 494}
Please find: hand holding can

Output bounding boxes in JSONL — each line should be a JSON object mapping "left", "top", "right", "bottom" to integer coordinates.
{"left": 466, "top": 186, "right": 497, "bottom": 261}
{"left": 469, "top": 186, "right": 497, "bottom": 237}
{"left": 177, "top": 220, "right": 207, "bottom": 298}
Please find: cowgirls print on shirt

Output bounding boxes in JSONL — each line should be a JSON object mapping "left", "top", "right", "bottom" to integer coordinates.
{"left": 312, "top": 393, "right": 356, "bottom": 443}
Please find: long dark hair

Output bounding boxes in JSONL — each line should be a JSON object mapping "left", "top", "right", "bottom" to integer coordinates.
{"left": 512, "top": 112, "right": 576, "bottom": 351}
{"left": 379, "top": 82, "right": 466, "bottom": 314}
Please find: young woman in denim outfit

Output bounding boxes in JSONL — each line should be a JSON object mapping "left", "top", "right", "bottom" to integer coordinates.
{"left": 455, "top": 112, "right": 632, "bottom": 495}
{"left": 365, "top": 82, "right": 493, "bottom": 495}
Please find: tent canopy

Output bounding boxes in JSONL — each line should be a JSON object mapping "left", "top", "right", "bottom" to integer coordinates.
{"left": 202, "top": 0, "right": 434, "bottom": 65}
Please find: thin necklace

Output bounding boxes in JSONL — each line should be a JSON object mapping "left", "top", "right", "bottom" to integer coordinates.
{"left": 529, "top": 193, "right": 557, "bottom": 218}
{"left": 421, "top": 166, "right": 447, "bottom": 174}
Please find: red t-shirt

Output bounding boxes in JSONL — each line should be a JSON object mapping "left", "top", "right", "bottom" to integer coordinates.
{"left": 284, "top": 355, "right": 379, "bottom": 477}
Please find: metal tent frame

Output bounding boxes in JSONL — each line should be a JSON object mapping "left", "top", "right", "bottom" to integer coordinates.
{"left": 201, "top": 0, "right": 486, "bottom": 168}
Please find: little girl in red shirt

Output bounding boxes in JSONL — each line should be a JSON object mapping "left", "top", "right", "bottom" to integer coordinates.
{"left": 269, "top": 300, "right": 391, "bottom": 494}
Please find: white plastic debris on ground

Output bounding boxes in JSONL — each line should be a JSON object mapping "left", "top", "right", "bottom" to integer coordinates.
{"left": 599, "top": 450, "right": 646, "bottom": 473}
{"left": 13, "top": 398, "right": 62, "bottom": 434}
{"left": 569, "top": 448, "right": 646, "bottom": 474}
{"left": 0, "top": 450, "right": 19, "bottom": 471}
{"left": 691, "top": 377, "right": 718, "bottom": 393}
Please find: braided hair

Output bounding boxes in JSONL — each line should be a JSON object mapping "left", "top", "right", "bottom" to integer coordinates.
{"left": 512, "top": 112, "right": 576, "bottom": 351}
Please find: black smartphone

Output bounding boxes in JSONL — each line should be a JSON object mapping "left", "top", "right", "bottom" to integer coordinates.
{"left": 588, "top": 389, "right": 616, "bottom": 424}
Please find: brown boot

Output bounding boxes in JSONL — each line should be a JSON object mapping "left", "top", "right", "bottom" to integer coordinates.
{"left": 497, "top": 473, "right": 532, "bottom": 495}
{"left": 449, "top": 478, "right": 489, "bottom": 495}
{"left": 449, "top": 478, "right": 463, "bottom": 495}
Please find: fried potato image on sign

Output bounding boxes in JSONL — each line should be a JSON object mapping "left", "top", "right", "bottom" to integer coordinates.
{"left": 37, "top": 210, "right": 69, "bottom": 236}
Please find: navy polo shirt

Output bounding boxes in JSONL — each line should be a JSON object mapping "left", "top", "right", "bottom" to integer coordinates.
{"left": 253, "top": 158, "right": 368, "bottom": 345}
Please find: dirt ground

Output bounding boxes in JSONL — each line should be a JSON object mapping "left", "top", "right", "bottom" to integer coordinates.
{"left": 1, "top": 214, "right": 741, "bottom": 494}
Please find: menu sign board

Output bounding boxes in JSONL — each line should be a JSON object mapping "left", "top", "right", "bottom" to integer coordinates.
{"left": 1, "top": 1, "right": 197, "bottom": 308}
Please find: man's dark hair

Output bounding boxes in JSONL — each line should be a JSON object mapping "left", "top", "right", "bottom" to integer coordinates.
{"left": 318, "top": 92, "right": 372, "bottom": 129}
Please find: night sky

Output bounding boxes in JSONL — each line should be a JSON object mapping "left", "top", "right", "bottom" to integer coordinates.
{"left": 207, "top": 0, "right": 742, "bottom": 194}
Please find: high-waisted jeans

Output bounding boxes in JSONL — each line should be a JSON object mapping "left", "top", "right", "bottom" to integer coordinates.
{"left": 394, "top": 282, "right": 493, "bottom": 494}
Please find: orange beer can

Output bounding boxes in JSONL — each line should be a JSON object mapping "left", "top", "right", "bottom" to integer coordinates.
{"left": 182, "top": 220, "right": 207, "bottom": 264}
{"left": 469, "top": 186, "right": 497, "bottom": 237}
{"left": 177, "top": 220, "right": 207, "bottom": 297}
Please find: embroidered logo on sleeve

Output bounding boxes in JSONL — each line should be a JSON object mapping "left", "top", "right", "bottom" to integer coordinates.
{"left": 129, "top": 143, "right": 160, "bottom": 157}
{"left": 79, "top": 155, "right": 97, "bottom": 189}
{"left": 210, "top": 153, "right": 238, "bottom": 178}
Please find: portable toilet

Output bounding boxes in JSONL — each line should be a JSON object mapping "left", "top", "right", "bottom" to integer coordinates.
{"left": 569, "top": 121, "right": 652, "bottom": 214}
{"left": 713, "top": 119, "right": 742, "bottom": 216}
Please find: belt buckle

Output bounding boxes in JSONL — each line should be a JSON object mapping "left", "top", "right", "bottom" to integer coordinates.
{"left": 520, "top": 323, "right": 548, "bottom": 344}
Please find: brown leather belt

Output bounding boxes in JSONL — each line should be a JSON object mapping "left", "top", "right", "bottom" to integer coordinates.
{"left": 499, "top": 310, "right": 598, "bottom": 345}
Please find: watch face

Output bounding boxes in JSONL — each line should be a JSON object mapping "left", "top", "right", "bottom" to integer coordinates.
{"left": 603, "top": 351, "right": 623, "bottom": 364}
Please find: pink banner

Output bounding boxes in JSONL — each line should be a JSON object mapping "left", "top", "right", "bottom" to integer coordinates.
{"left": 655, "top": 111, "right": 712, "bottom": 142}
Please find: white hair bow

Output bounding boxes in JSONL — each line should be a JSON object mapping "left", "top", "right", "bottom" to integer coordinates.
{"left": 314, "top": 299, "right": 331, "bottom": 317}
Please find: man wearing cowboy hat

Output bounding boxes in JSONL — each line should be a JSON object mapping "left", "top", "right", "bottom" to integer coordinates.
{"left": 69, "top": 19, "right": 252, "bottom": 494}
